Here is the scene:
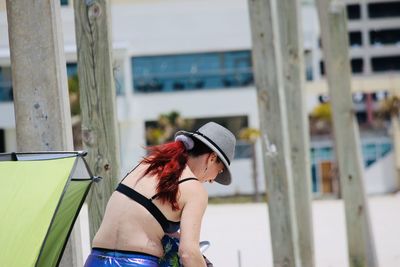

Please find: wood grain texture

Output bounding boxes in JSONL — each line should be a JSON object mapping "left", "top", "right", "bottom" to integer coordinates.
{"left": 276, "top": 0, "right": 315, "bottom": 266}
{"left": 73, "top": 0, "right": 121, "bottom": 240}
{"left": 316, "top": 1, "right": 377, "bottom": 266}
{"left": 248, "top": 0, "right": 300, "bottom": 266}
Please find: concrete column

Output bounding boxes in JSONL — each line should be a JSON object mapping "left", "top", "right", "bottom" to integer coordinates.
{"left": 6, "top": 0, "right": 83, "bottom": 265}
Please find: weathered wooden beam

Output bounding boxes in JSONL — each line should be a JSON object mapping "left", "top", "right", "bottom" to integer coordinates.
{"left": 388, "top": 89, "right": 400, "bottom": 191}
{"left": 248, "top": 0, "right": 300, "bottom": 266}
{"left": 276, "top": 0, "right": 315, "bottom": 266}
{"left": 391, "top": 114, "right": 400, "bottom": 189}
{"left": 73, "top": 0, "right": 121, "bottom": 240}
{"left": 316, "top": 1, "right": 377, "bottom": 266}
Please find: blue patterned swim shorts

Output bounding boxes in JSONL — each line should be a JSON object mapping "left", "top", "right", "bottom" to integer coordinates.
{"left": 84, "top": 248, "right": 160, "bottom": 267}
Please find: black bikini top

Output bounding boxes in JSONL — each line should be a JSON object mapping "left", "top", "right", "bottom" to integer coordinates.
{"left": 116, "top": 177, "right": 199, "bottom": 233}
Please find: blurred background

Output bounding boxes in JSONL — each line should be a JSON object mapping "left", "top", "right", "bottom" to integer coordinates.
{"left": 1, "top": 1, "right": 400, "bottom": 266}
{"left": 1, "top": 0, "right": 399, "bottom": 199}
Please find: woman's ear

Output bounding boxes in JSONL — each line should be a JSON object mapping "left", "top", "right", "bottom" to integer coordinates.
{"left": 210, "top": 152, "right": 218, "bottom": 162}
{"left": 205, "top": 152, "right": 213, "bottom": 163}
{"left": 204, "top": 153, "right": 213, "bottom": 164}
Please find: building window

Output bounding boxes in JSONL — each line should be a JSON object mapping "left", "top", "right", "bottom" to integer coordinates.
{"left": 304, "top": 50, "right": 313, "bottom": 81}
{"left": 310, "top": 140, "right": 393, "bottom": 194}
{"left": 145, "top": 115, "right": 250, "bottom": 158}
{"left": 349, "top": 31, "right": 362, "bottom": 47}
{"left": 60, "top": 0, "right": 68, "bottom": 6}
{"left": 131, "top": 51, "right": 254, "bottom": 93}
{"left": 0, "top": 67, "right": 13, "bottom": 102}
{"left": 347, "top": 4, "right": 361, "bottom": 20}
{"left": 0, "top": 129, "right": 5, "bottom": 153}
{"left": 368, "top": 2, "right": 400, "bottom": 19}
{"left": 320, "top": 61, "right": 325, "bottom": 75}
{"left": 371, "top": 56, "right": 400, "bottom": 72}
{"left": 370, "top": 28, "right": 400, "bottom": 46}
{"left": 113, "top": 64, "right": 125, "bottom": 96}
{"left": 351, "top": 58, "right": 364, "bottom": 73}
{"left": 66, "top": 63, "right": 124, "bottom": 95}
{"left": 320, "top": 59, "right": 363, "bottom": 74}
{"left": 66, "top": 63, "right": 77, "bottom": 77}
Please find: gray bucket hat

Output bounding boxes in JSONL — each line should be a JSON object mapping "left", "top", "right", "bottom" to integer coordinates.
{"left": 175, "top": 122, "right": 236, "bottom": 185}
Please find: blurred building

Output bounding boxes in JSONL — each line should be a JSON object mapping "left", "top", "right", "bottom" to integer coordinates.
{"left": 0, "top": 0, "right": 399, "bottom": 196}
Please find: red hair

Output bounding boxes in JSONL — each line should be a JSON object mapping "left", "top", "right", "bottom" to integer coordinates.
{"left": 141, "top": 141, "right": 188, "bottom": 210}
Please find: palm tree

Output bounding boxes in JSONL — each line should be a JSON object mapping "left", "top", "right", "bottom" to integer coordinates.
{"left": 309, "top": 102, "right": 332, "bottom": 135}
{"left": 146, "top": 111, "right": 193, "bottom": 145}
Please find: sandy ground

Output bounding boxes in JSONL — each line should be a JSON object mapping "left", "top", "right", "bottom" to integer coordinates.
{"left": 200, "top": 193, "right": 400, "bottom": 267}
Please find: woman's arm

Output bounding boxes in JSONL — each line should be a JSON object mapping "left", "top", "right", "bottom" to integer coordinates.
{"left": 178, "top": 184, "right": 208, "bottom": 267}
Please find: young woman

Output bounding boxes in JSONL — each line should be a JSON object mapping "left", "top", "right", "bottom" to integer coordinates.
{"left": 84, "top": 122, "right": 236, "bottom": 267}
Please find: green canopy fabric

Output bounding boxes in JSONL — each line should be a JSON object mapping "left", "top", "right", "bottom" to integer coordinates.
{"left": 0, "top": 152, "right": 94, "bottom": 267}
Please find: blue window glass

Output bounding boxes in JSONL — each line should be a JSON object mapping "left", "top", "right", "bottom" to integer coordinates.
{"left": 66, "top": 62, "right": 124, "bottom": 95}
{"left": 131, "top": 50, "right": 254, "bottom": 93}
{"left": 60, "top": 0, "right": 68, "bottom": 6}
{"left": 306, "top": 66, "right": 313, "bottom": 81}
{"left": 380, "top": 143, "right": 392, "bottom": 156}
{"left": 234, "top": 141, "right": 253, "bottom": 159}
{"left": 66, "top": 63, "right": 77, "bottom": 77}
{"left": 310, "top": 140, "right": 393, "bottom": 194}
{"left": 1, "top": 62, "right": 125, "bottom": 103}
{"left": 0, "top": 67, "right": 13, "bottom": 102}
{"left": 317, "top": 147, "right": 333, "bottom": 160}
{"left": 362, "top": 143, "right": 378, "bottom": 167}
{"left": 310, "top": 148, "right": 316, "bottom": 164}
{"left": 113, "top": 65, "right": 125, "bottom": 96}
{"left": 311, "top": 164, "right": 318, "bottom": 193}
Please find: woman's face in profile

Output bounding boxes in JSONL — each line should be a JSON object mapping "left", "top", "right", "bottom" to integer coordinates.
{"left": 205, "top": 153, "right": 225, "bottom": 183}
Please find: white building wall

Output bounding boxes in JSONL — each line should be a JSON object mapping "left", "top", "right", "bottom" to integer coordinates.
{"left": 364, "top": 152, "right": 399, "bottom": 194}
{"left": 0, "top": 0, "right": 397, "bottom": 196}
{"left": 5, "top": 128, "right": 16, "bottom": 152}
{"left": 117, "top": 87, "right": 266, "bottom": 197}
{"left": 0, "top": 102, "right": 15, "bottom": 129}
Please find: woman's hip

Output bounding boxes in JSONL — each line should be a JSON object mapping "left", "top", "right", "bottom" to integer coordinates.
{"left": 84, "top": 247, "right": 160, "bottom": 267}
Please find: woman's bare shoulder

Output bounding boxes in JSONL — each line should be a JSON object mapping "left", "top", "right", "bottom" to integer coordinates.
{"left": 179, "top": 178, "right": 208, "bottom": 205}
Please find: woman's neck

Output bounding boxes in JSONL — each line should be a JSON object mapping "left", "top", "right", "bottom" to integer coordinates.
{"left": 184, "top": 156, "right": 205, "bottom": 181}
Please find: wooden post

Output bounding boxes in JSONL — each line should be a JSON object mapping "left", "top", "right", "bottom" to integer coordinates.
{"left": 251, "top": 142, "right": 261, "bottom": 202}
{"left": 391, "top": 114, "right": 400, "bottom": 189}
{"left": 387, "top": 90, "right": 400, "bottom": 190}
{"left": 5, "top": 0, "right": 83, "bottom": 266}
{"left": 248, "top": 0, "right": 300, "bottom": 266}
{"left": 275, "top": 0, "right": 315, "bottom": 266}
{"left": 74, "top": 0, "right": 121, "bottom": 240}
{"left": 316, "top": 1, "right": 377, "bottom": 267}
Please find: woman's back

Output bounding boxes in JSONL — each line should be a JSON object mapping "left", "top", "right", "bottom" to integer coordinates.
{"left": 91, "top": 163, "right": 198, "bottom": 257}
{"left": 85, "top": 122, "right": 236, "bottom": 267}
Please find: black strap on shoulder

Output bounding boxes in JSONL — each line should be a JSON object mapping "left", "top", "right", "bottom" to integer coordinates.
{"left": 120, "top": 163, "right": 141, "bottom": 182}
{"left": 150, "top": 178, "right": 199, "bottom": 200}
{"left": 116, "top": 183, "right": 169, "bottom": 232}
{"left": 178, "top": 177, "right": 199, "bottom": 184}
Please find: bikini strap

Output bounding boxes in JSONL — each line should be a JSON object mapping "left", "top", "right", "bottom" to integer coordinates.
{"left": 150, "top": 178, "right": 199, "bottom": 200}
{"left": 177, "top": 177, "right": 199, "bottom": 184}
{"left": 120, "top": 163, "right": 141, "bottom": 182}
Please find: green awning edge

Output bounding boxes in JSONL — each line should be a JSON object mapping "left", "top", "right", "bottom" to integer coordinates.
{"left": 0, "top": 151, "right": 95, "bottom": 267}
